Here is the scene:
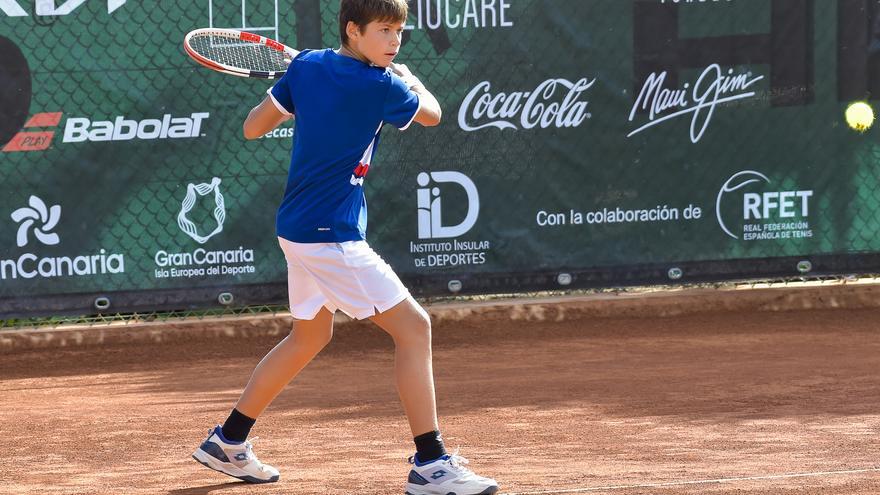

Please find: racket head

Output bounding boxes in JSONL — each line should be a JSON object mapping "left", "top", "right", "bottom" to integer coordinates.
{"left": 183, "top": 28, "right": 298, "bottom": 79}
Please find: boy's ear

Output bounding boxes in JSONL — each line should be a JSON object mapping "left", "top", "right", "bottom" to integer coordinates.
{"left": 346, "top": 21, "right": 361, "bottom": 41}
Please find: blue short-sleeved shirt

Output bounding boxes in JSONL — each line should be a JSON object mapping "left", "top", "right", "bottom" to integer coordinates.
{"left": 268, "top": 49, "right": 420, "bottom": 243}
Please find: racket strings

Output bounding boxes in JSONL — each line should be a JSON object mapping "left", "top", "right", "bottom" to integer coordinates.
{"left": 190, "top": 34, "right": 288, "bottom": 72}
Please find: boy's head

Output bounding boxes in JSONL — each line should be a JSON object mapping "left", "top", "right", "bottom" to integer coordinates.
{"left": 339, "top": 0, "right": 408, "bottom": 67}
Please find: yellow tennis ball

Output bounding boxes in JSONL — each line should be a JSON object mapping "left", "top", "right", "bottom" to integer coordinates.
{"left": 845, "top": 101, "right": 874, "bottom": 132}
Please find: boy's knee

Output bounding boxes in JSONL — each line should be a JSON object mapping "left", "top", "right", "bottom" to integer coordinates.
{"left": 418, "top": 311, "right": 432, "bottom": 334}
{"left": 315, "top": 327, "right": 334, "bottom": 348}
{"left": 408, "top": 309, "right": 432, "bottom": 343}
{"left": 290, "top": 324, "right": 333, "bottom": 350}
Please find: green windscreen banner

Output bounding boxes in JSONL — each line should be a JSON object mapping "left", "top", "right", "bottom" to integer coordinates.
{"left": 2, "top": 0, "right": 880, "bottom": 317}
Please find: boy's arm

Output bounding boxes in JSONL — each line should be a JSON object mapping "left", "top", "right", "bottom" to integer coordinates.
{"left": 409, "top": 84, "right": 442, "bottom": 127}
{"left": 243, "top": 96, "right": 293, "bottom": 140}
{"left": 390, "top": 63, "right": 442, "bottom": 127}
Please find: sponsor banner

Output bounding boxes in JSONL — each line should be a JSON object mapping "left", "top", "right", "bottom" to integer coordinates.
{"left": 2, "top": 0, "right": 880, "bottom": 312}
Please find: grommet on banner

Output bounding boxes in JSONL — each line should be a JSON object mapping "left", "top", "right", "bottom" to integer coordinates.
{"left": 557, "top": 273, "right": 572, "bottom": 286}
{"left": 94, "top": 296, "right": 111, "bottom": 312}
{"left": 797, "top": 260, "right": 812, "bottom": 274}
{"left": 447, "top": 280, "right": 462, "bottom": 293}
{"left": 667, "top": 267, "right": 683, "bottom": 280}
{"left": 218, "top": 292, "right": 234, "bottom": 305}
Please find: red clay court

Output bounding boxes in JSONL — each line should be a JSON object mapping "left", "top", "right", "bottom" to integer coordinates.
{"left": 2, "top": 283, "right": 879, "bottom": 495}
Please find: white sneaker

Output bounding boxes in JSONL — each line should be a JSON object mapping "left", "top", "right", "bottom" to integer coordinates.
{"left": 192, "top": 426, "right": 280, "bottom": 483}
{"left": 405, "top": 452, "right": 499, "bottom": 495}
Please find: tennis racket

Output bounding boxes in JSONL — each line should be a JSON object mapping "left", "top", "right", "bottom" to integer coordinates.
{"left": 183, "top": 28, "right": 298, "bottom": 79}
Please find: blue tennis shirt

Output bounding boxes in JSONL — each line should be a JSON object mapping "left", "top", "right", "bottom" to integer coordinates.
{"left": 268, "top": 49, "right": 420, "bottom": 243}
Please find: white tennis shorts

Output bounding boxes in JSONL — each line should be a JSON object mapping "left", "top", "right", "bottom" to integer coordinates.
{"left": 278, "top": 237, "right": 410, "bottom": 320}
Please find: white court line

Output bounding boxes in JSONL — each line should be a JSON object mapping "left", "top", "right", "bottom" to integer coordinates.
{"left": 504, "top": 467, "right": 880, "bottom": 495}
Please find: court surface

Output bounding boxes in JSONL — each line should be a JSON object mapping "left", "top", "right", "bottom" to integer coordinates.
{"left": 2, "top": 296, "right": 879, "bottom": 494}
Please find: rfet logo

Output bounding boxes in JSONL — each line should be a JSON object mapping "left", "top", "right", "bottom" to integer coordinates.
{"left": 716, "top": 170, "right": 814, "bottom": 241}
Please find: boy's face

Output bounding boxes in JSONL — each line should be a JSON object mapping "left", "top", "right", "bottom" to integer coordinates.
{"left": 347, "top": 19, "right": 405, "bottom": 67}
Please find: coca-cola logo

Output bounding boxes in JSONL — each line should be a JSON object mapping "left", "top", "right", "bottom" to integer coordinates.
{"left": 457, "top": 78, "right": 595, "bottom": 132}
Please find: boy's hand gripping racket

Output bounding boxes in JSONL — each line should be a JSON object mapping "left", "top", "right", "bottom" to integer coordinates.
{"left": 183, "top": 28, "right": 299, "bottom": 79}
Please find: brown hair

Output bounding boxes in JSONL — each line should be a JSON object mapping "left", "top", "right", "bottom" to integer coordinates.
{"left": 339, "top": 0, "right": 408, "bottom": 45}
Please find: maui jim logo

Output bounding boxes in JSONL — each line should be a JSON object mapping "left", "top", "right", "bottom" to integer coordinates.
{"left": 627, "top": 64, "right": 763, "bottom": 143}
{"left": 1, "top": 0, "right": 126, "bottom": 16}
{"left": 458, "top": 78, "right": 595, "bottom": 132}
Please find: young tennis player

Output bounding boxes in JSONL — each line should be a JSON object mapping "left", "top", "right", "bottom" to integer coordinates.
{"left": 191, "top": 1, "right": 498, "bottom": 493}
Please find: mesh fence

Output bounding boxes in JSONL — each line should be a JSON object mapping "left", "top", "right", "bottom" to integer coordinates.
{"left": 1, "top": 1, "right": 880, "bottom": 317}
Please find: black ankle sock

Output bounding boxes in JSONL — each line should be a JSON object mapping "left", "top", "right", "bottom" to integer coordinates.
{"left": 221, "top": 408, "right": 256, "bottom": 443}
{"left": 414, "top": 430, "right": 447, "bottom": 463}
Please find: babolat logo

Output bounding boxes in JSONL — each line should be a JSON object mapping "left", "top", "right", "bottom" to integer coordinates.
{"left": 62, "top": 112, "right": 209, "bottom": 143}
{"left": 3, "top": 111, "right": 209, "bottom": 151}
{"left": 1, "top": 195, "right": 125, "bottom": 279}
{"left": 716, "top": 170, "right": 814, "bottom": 241}
{"left": 2, "top": 112, "right": 63, "bottom": 152}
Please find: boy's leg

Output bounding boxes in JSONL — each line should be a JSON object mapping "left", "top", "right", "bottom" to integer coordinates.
{"left": 235, "top": 307, "right": 335, "bottom": 418}
{"left": 371, "top": 297, "right": 499, "bottom": 495}
{"left": 192, "top": 308, "right": 334, "bottom": 484}
{"left": 370, "top": 296, "right": 438, "bottom": 437}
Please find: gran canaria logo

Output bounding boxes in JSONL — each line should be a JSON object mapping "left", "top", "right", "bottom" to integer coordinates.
{"left": 11, "top": 195, "right": 60, "bottom": 247}
{"left": 177, "top": 177, "right": 226, "bottom": 244}
{"left": 153, "top": 178, "right": 256, "bottom": 280}
{"left": 2, "top": 196, "right": 125, "bottom": 280}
